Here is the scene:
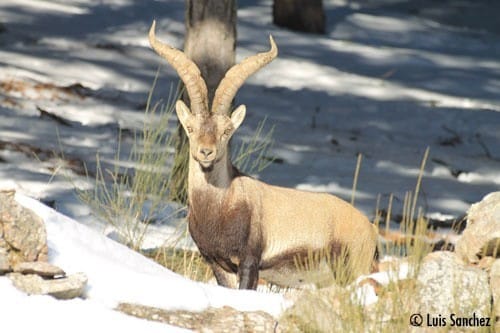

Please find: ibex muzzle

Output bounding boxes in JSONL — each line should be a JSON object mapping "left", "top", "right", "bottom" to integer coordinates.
{"left": 149, "top": 21, "right": 378, "bottom": 290}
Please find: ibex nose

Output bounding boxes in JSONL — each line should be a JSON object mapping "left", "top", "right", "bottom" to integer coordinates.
{"left": 199, "top": 148, "right": 213, "bottom": 158}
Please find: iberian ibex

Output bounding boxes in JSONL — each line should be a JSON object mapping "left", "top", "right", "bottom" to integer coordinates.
{"left": 149, "top": 21, "right": 378, "bottom": 289}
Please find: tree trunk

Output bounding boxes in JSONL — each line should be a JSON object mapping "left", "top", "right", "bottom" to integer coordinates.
{"left": 169, "top": 0, "right": 237, "bottom": 204}
{"left": 273, "top": 0, "right": 326, "bottom": 34}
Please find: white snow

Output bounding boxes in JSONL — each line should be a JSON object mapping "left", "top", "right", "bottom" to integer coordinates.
{"left": 0, "top": 278, "right": 191, "bottom": 333}
{"left": 0, "top": 0, "right": 499, "bottom": 330}
{"left": 0, "top": 192, "right": 288, "bottom": 332}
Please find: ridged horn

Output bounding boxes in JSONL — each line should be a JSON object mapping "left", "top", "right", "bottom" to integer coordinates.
{"left": 148, "top": 20, "right": 209, "bottom": 115}
{"left": 211, "top": 36, "right": 278, "bottom": 115}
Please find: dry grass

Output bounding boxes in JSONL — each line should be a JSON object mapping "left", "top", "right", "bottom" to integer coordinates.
{"left": 278, "top": 148, "right": 447, "bottom": 332}
{"left": 147, "top": 246, "right": 213, "bottom": 283}
{"left": 78, "top": 75, "right": 178, "bottom": 250}
{"left": 278, "top": 147, "right": 495, "bottom": 332}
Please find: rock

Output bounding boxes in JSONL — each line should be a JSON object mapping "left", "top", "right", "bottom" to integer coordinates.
{"left": 278, "top": 285, "right": 344, "bottom": 332}
{"left": 0, "top": 190, "right": 48, "bottom": 266}
{"left": 8, "top": 272, "right": 87, "bottom": 300}
{"left": 412, "top": 251, "right": 491, "bottom": 318}
{"left": 13, "top": 261, "right": 65, "bottom": 278}
{"left": 117, "top": 303, "right": 278, "bottom": 333}
{"left": 456, "top": 192, "right": 500, "bottom": 263}
{"left": 0, "top": 248, "right": 11, "bottom": 274}
{"left": 491, "top": 260, "right": 500, "bottom": 332}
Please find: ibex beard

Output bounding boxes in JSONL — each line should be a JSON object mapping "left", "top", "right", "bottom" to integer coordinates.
{"left": 149, "top": 20, "right": 379, "bottom": 290}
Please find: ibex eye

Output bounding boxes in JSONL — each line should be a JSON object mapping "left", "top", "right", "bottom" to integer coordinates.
{"left": 186, "top": 126, "right": 194, "bottom": 133}
{"left": 223, "top": 128, "right": 232, "bottom": 137}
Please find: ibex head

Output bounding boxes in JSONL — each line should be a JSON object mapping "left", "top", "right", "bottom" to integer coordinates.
{"left": 175, "top": 100, "right": 246, "bottom": 170}
{"left": 148, "top": 20, "right": 277, "bottom": 171}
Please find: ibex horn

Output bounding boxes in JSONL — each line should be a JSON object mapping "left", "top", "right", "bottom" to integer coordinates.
{"left": 211, "top": 36, "right": 278, "bottom": 115}
{"left": 148, "top": 20, "right": 209, "bottom": 115}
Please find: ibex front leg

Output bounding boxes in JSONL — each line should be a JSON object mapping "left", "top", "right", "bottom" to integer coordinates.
{"left": 238, "top": 254, "right": 260, "bottom": 289}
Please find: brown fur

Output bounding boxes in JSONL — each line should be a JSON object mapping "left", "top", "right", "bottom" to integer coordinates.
{"left": 189, "top": 186, "right": 254, "bottom": 274}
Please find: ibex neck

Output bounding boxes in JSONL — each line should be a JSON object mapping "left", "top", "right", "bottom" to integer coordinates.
{"left": 188, "top": 153, "right": 235, "bottom": 197}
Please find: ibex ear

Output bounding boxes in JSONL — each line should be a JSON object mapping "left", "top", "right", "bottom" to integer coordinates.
{"left": 230, "top": 105, "right": 246, "bottom": 130}
{"left": 175, "top": 100, "right": 192, "bottom": 130}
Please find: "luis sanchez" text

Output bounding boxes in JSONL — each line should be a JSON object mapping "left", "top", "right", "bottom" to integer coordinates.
{"left": 427, "top": 313, "right": 491, "bottom": 327}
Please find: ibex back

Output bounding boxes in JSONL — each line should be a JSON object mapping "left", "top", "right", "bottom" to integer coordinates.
{"left": 149, "top": 21, "right": 378, "bottom": 289}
